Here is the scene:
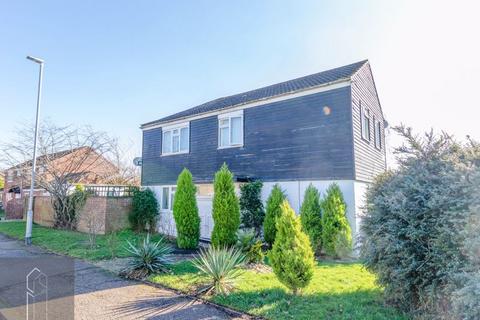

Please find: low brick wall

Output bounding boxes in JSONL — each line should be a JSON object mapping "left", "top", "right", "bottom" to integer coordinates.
{"left": 30, "top": 196, "right": 132, "bottom": 234}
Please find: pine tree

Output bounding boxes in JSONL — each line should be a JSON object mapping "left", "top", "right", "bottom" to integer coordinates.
{"left": 300, "top": 184, "right": 322, "bottom": 254}
{"left": 263, "top": 184, "right": 286, "bottom": 247}
{"left": 173, "top": 168, "right": 200, "bottom": 249}
{"left": 268, "top": 200, "right": 315, "bottom": 295}
{"left": 211, "top": 163, "right": 240, "bottom": 247}
{"left": 239, "top": 181, "right": 265, "bottom": 235}
{"left": 321, "top": 183, "right": 352, "bottom": 257}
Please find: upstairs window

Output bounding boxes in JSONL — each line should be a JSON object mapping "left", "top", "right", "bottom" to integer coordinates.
{"left": 162, "top": 123, "right": 189, "bottom": 155}
{"left": 6, "top": 170, "right": 13, "bottom": 182}
{"left": 360, "top": 103, "right": 371, "bottom": 141}
{"left": 218, "top": 111, "right": 243, "bottom": 148}
{"left": 374, "top": 119, "right": 382, "bottom": 149}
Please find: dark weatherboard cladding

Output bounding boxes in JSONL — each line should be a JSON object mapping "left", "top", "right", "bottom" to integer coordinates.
{"left": 142, "top": 86, "right": 355, "bottom": 185}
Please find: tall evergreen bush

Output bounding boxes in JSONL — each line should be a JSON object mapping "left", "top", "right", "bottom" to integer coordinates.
{"left": 320, "top": 183, "right": 352, "bottom": 257}
{"left": 361, "top": 126, "right": 480, "bottom": 319}
{"left": 239, "top": 181, "right": 265, "bottom": 235}
{"left": 263, "top": 184, "right": 286, "bottom": 247}
{"left": 211, "top": 163, "right": 240, "bottom": 247}
{"left": 268, "top": 200, "right": 315, "bottom": 295}
{"left": 173, "top": 168, "right": 200, "bottom": 249}
{"left": 300, "top": 184, "right": 323, "bottom": 254}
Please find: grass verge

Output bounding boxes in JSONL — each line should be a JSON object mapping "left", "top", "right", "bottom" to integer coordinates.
{"left": 0, "top": 221, "right": 162, "bottom": 261}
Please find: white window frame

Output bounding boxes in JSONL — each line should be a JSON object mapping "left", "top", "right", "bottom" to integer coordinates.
{"left": 218, "top": 110, "right": 244, "bottom": 149}
{"left": 159, "top": 185, "right": 176, "bottom": 211}
{"left": 360, "top": 103, "right": 371, "bottom": 141}
{"left": 6, "top": 170, "right": 13, "bottom": 182}
{"left": 374, "top": 119, "right": 382, "bottom": 150}
{"left": 161, "top": 122, "right": 190, "bottom": 156}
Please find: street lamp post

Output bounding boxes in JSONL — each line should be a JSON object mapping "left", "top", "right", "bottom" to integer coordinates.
{"left": 25, "top": 55, "right": 44, "bottom": 246}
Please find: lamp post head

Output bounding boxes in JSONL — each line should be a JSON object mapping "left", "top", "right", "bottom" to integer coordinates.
{"left": 26, "top": 56, "right": 44, "bottom": 64}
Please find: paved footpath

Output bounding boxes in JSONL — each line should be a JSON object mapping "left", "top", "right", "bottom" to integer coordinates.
{"left": 0, "top": 233, "right": 246, "bottom": 320}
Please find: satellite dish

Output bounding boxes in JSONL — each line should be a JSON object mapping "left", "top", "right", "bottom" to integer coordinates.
{"left": 133, "top": 157, "right": 143, "bottom": 167}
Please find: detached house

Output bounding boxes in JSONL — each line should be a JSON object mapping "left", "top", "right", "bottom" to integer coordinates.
{"left": 141, "top": 60, "right": 386, "bottom": 240}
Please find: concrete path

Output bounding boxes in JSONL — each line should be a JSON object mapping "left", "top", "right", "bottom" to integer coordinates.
{"left": 0, "top": 233, "right": 245, "bottom": 320}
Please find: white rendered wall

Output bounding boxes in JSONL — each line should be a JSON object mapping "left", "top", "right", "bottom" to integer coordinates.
{"left": 150, "top": 180, "right": 369, "bottom": 242}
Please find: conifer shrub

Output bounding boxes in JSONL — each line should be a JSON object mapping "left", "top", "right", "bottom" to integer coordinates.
{"left": 129, "top": 188, "right": 159, "bottom": 232}
{"left": 320, "top": 183, "right": 352, "bottom": 257}
{"left": 239, "top": 181, "right": 265, "bottom": 235}
{"left": 263, "top": 184, "right": 286, "bottom": 247}
{"left": 211, "top": 163, "right": 240, "bottom": 247}
{"left": 300, "top": 184, "right": 323, "bottom": 254}
{"left": 268, "top": 200, "right": 315, "bottom": 295}
{"left": 361, "top": 126, "right": 480, "bottom": 319}
{"left": 173, "top": 168, "right": 200, "bottom": 249}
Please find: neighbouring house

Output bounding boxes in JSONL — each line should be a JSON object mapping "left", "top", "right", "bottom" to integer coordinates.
{"left": 2, "top": 147, "right": 118, "bottom": 219}
{"left": 140, "top": 60, "right": 386, "bottom": 241}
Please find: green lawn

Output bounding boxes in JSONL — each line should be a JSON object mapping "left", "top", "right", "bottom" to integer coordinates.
{"left": 0, "top": 221, "right": 162, "bottom": 261}
{"left": 0, "top": 221, "right": 406, "bottom": 319}
{"left": 150, "top": 261, "right": 407, "bottom": 320}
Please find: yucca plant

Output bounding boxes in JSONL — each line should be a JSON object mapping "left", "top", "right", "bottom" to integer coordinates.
{"left": 123, "top": 234, "right": 173, "bottom": 279}
{"left": 236, "top": 229, "right": 264, "bottom": 264}
{"left": 192, "top": 246, "right": 245, "bottom": 295}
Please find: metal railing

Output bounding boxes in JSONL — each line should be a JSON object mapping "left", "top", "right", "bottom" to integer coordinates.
{"left": 83, "top": 185, "right": 137, "bottom": 197}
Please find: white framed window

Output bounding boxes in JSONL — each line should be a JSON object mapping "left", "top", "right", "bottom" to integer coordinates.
{"left": 6, "top": 170, "right": 13, "bottom": 182}
{"left": 161, "top": 122, "right": 189, "bottom": 155}
{"left": 374, "top": 119, "right": 382, "bottom": 149}
{"left": 360, "top": 102, "right": 371, "bottom": 141}
{"left": 218, "top": 110, "right": 243, "bottom": 148}
{"left": 160, "top": 186, "right": 176, "bottom": 211}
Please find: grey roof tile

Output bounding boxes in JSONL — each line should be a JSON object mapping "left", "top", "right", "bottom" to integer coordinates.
{"left": 142, "top": 60, "right": 367, "bottom": 128}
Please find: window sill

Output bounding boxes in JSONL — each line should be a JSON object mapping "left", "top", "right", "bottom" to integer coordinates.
{"left": 217, "top": 144, "right": 244, "bottom": 150}
{"left": 161, "top": 151, "right": 189, "bottom": 157}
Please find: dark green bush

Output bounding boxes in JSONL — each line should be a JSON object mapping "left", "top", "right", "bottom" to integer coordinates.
{"left": 129, "top": 188, "right": 159, "bottom": 233}
{"left": 300, "top": 184, "right": 323, "bottom": 254}
{"left": 268, "top": 200, "right": 315, "bottom": 295}
{"left": 211, "top": 163, "right": 240, "bottom": 247}
{"left": 320, "top": 183, "right": 352, "bottom": 257}
{"left": 239, "top": 181, "right": 265, "bottom": 235}
{"left": 361, "top": 126, "right": 480, "bottom": 319}
{"left": 263, "top": 184, "right": 286, "bottom": 247}
{"left": 173, "top": 168, "right": 200, "bottom": 249}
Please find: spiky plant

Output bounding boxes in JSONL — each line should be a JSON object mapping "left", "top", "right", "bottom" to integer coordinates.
{"left": 192, "top": 246, "right": 245, "bottom": 295}
{"left": 236, "top": 229, "right": 264, "bottom": 264}
{"left": 124, "top": 234, "right": 173, "bottom": 279}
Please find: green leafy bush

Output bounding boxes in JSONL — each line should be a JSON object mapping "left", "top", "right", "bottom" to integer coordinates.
{"left": 263, "top": 184, "right": 286, "bottom": 247}
{"left": 211, "top": 163, "right": 240, "bottom": 247}
{"left": 268, "top": 200, "right": 315, "bottom": 295}
{"left": 123, "top": 234, "right": 173, "bottom": 279}
{"left": 320, "top": 183, "right": 352, "bottom": 257}
{"left": 300, "top": 184, "right": 323, "bottom": 254}
{"left": 129, "top": 188, "right": 159, "bottom": 232}
{"left": 236, "top": 229, "right": 264, "bottom": 264}
{"left": 361, "top": 126, "right": 480, "bottom": 319}
{"left": 192, "top": 246, "right": 245, "bottom": 295}
{"left": 239, "top": 181, "right": 265, "bottom": 235}
{"left": 173, "top": 168, "right": 200, "bottom": 249}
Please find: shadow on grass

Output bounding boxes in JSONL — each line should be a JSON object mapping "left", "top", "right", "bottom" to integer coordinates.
{"left": 213, "top": 288, "right": 407, "bottom": 320}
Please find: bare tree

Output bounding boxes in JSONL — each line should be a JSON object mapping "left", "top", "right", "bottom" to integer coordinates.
{"left": 0, "top": 121, "right": 119, "bottom": 229}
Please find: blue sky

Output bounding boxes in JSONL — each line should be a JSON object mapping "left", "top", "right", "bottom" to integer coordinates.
{"left": 1, "top": 1, "right": 479, "bottom": 165}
